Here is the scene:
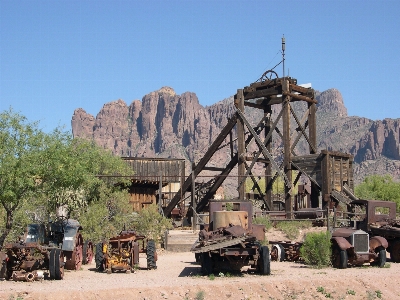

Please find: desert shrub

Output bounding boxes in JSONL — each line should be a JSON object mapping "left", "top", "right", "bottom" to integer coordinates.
{"left": 300, "top": 231, "right": 331, "bottom": 268}
{"left": 132, "top": 204, "right": 173, "bottom": 241}
{"left": 253, "top": 216, "right": 272, "bottom": 231}
{"left": 276, "top": 220, "right": 312, "bottom": 240}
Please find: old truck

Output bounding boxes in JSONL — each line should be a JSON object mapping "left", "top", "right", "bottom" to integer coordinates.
{"left": 348, "top": 199, "right": 400, "bottom": 263}
{"left": 191, "top": 200, "right": 270, "bottom": 275}
{"left": 0, "top": 218, "right": 93, "bottom": 281}
{"left": 269, "top": 206, "right": 389, "bottom": 269}
{"left": 95, "top": 230, "right": 157, "bottom": 274}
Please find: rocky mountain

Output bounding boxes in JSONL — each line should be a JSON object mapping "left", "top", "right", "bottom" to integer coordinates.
{"left": 71, "top": 87, "right": 400, "bottom": 184}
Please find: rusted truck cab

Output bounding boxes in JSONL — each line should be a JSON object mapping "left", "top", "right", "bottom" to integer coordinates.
{"left": 331, "top": 227, "right": 387, "bottom": 269}
{"left": 348, "top": 199, "right": 400, "bottom": 262}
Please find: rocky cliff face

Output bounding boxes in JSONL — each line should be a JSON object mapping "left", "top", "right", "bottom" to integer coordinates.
{"left": 71, "top": 87, "right": 400, "bottom": 184}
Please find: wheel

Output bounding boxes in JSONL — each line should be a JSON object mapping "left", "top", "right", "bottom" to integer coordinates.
{"left": 83, "top": 241, "right": 94, "bottom": 265}
{"left": 146, "top": 240, "right": 157, "bottom": 269}
{"left": 201, "top": 252, "right": 213, "bottom": 275}
{"left": 332, "top": 246, "right": 348, "bottom": 269}
{"left": 49, "top": 249, "right": 64, "bottom": 280}
{"left": 390, "top": 241, "right": 400, "bottom": 263}
{"left": 259, "top": 70, "right": 278, "bottom": 82}
{"left": 372, "top": 246, "right": 386, "bottom": 267}
{"left": 64, "top": 234, "right": 83, "bottom": 270}
{"left": 95, "top": 243, "right": 104, "bottom": 272}
{"left": 0, "top": 254, "right": 8, "bottom": 280}
{"left": 259, "top": 246, "right": 271, "bottom": 275}
{"left": 271, "top": 244, "right": 285, "bottom": 262}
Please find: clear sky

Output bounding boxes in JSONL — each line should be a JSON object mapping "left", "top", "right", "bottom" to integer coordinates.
{"left": 1, "top": 0, "right": 399, "bottom": 132}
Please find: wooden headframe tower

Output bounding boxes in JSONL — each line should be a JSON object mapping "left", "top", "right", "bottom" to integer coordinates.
{"left": 235, "top": 71, "right": 317, "bottom": 218}
{"left": 164, "top": 69, "right": 319, "bottom": 218}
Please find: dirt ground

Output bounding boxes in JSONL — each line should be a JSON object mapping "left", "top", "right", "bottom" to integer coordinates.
{"left": 1, "top": 229, "right": 400, "bottom": 300}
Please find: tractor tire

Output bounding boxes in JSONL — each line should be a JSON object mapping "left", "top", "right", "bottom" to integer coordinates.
{"left": 83, "top": 241, "right": 94, "bottom": 265}
{"left": 372, "top": 246, "right": 386, "bottom": 268}
{"left": 390, "top": 240, "right": 400, "bottom": 263}
{"left": 95, "top": 243, "right": 104, "bottom": 272}
{"left": 49, "top": 249, "right": 64, "bottom": 280}
{"left": 201, "top": 252, "right": 213, "bottom": 275}
{"left": 0, "top": 253, "right": 8, "bottom": 280}
{"left": 332, "top": 246, "right": 348, "bottom": 269}
{"left": 259, "top": 246, "right": 271, "bottom": 275}
{"left": 146, "top": 240, "right": 157, "bottom": 269}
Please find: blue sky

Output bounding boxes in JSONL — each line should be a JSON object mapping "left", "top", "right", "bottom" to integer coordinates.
{"left": 1, "top": 0, "right": 399, "bottom": 132}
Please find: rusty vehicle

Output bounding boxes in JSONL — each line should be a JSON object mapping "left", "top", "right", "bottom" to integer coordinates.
{"left": 270, "top": 221, "right": 388, "bottom": 269}
{"left": 348, "top": 199, "right": 400, "bottom": 262}
{"left": 330, "top": 227, "right": 387, "bottom": 269}
{"left": 191, "top": 200, "right": 270, "bottom": 275}
{"left": 0, "top": 218, "right": 93, "bottom": 281}
{"left": 95, "top": 230, "right": 157, "bottom": 274}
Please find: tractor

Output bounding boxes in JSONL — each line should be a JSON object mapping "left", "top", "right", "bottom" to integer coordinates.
{"left": 0, "top": 218, "right": 93, "bottom": 281}
{"left": 95, "top": 230, "right": 157, "bottom": 274}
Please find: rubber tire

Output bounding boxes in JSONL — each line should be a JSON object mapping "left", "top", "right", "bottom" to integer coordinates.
{"left": 332, "top": 247, "right": 348, "bottom": 269}
{"left": 0, "top": 256, "right": 8, "bottom": 280}
{"left": 201, "top": 252, "right": 213, "bottom": 275}
{"left": 146, "top": 240, "right": 157, "bottom": 269}
{"left": 49, "top": 249, "right": 64, "bottom": 280}
{"left": 259, "top": 246, "right": 271, "bottom": 275}
{"left": 271, "top": 244, "right": 285, "bottom": 262}
{"left": 95, "top": 243, "right": 104, "bottom": 272}
{"left": 83, "top": 241, "right": 93, "bottom": 265}
{"left": 374, "top": 247, "right": 386, "bottom": 268}
{"left": 389, "top": 240, "right": 400, "bottom": 263}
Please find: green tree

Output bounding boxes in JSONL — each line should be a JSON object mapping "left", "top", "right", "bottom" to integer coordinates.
{"left": 0, "top": 108, "right": 46, "bottom": 247}
{"left": 0, "top": 108, "right": 135, "bottom": 248}
{"left": 355, "top": 175, "right": 400, "bottom": 210}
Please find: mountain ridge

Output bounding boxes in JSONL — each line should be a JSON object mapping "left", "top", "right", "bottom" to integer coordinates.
{"left": 71, "top": 87, "right": 400, "bottom": 184}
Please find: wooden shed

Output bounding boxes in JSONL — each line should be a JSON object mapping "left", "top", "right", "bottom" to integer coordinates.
{"left": 121, "top": 157, "right": 186, "bottom": 212}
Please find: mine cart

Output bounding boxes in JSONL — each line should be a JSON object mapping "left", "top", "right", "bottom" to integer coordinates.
{"left": 191, "top": 200, "right": 270, "bottom": 275}
{"left": 95, "top": 230, "right": 157, "bottom": 274}
{"left": 0, "top": 218, "right": 92, "bottom": 281}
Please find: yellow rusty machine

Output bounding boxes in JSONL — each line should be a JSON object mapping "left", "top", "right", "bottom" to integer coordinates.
{"left": 95, "top": 230, "right": 157, "bottom": 274}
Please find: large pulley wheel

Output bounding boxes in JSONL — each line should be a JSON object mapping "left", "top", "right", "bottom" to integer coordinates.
{"left": 83, "top": 241, "right": 94, "bottom": 265}
{"left": 49, "top": 249, "right": 64, "bottom": 280}
{"left": 65, "top": 233, "right": 83, "bottom": 270}
{"left": 259, "top": 70, "right": 278, "bottom": 82}
{"left": 146, "top": 240, "right": 157, "bottom": 270}
{"left": 259, "top": 246, "right": 271, "bottom": 275}
{"left": 95, "top": 242, "right": 105, "bottom": 272}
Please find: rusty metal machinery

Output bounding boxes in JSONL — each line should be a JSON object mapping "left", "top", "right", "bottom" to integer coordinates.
{"left": 95, "top": 230, "right": 157, "bottom": 274}
{"left": 0, "top": 218, "right": 93, "bottom": 282}
{"left": 191, "top": 200, "right": 270, "bottom": 275}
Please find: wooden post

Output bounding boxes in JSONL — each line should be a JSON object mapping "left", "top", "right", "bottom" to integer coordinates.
{"left": 236, "top": 89, "right": 246, "bottom": 200}
{"left": 282, "top": 78, "right": 292, "bottom": 219}
{"left": 191, "top": 162, "right": 196, "bottom": 232}
{"left": 265, "top": 106, "right": 272, "bottom": 210}
{"left": 159, "top": 172, "right": 164, "bottom": 216}
{"left": 308, "top": 102, "right": 317, "bottom": 154}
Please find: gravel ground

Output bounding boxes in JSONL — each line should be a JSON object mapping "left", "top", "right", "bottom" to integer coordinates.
{"left": 1, "top": 250, "right": 400, "bottom": 300}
